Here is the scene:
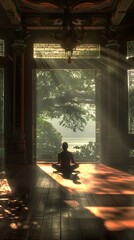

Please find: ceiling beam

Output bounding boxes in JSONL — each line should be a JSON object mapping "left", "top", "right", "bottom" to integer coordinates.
{"left": 112, "top": 0, "right": 134, "bottom": 25}
{"left": 27, "top": 26, "right": 105, "bottom": 31}
{"left": 0, "top": 0, "right": 21, "bottom": 26}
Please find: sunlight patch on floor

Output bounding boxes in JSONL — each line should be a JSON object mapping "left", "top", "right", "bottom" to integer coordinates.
{"left": 37, "top": 163, "right": 134, "bottom": 194}
{"left": 37, "top": 163, "right": 134, "bottom": 231}
{"left": 85, "top": 206, "right": 134, "bottom": 231}
{"left": 0, "top": 178, "right": 11, "bottom": 197}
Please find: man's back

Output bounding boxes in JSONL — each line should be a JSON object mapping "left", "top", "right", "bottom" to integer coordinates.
{"left": 58, "top": 150, "right": 74, "bottom": 167}
{"left": 52, "top": 142, "right": 79, "bottom": 179}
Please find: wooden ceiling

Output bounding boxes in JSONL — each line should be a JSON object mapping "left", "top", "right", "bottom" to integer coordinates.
{"left": 0, "top": 0, "right": 134, "bottom": 45}
{"left": 0, "top": 0, "right": 134, "bottom": 30}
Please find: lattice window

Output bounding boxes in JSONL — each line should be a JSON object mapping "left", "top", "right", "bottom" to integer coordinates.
{"left": 33, "top": 43, "right": 100, "bottom": 59}
{"left": 0, "top": 39, "right": 5, "bottom": 57}
{"left": 0, "top": 68, "right": 4, "bottom": 158}
{"left": 128, "top": 69, "right": 134, "bottom": 134}
{"left": 127, "top": 40, "right": 134, "bottom": 59}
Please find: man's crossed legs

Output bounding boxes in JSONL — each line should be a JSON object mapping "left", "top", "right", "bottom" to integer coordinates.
{"left": 52, "top": 163, "right": 79, "bottom": 179}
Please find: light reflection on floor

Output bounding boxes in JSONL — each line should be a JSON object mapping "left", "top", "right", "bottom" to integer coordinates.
{"left": 0, "top": 171, "right": 11, "bottom": 196}
{"left": 37, "top": 163, "right": 134, "bottom": 194}
{"left": 85, "top": 206, "right": 134, "bottom": 231}
{"left": 37, "top": 163, "right": 134, "bottom": 231}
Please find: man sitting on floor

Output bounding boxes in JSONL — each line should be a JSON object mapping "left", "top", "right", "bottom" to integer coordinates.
{"left": 52, "top": 142, "right": 79, "bottom": 178}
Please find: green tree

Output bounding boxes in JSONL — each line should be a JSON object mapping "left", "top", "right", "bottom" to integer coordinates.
{"left": 74, "top": 141, "right": 96, "bottom": 161}
{"left": 36, "top": 114, "right": 62, "bottom": 159}
{"left": 36, "top": 69, "right": 95, "bottom": 132}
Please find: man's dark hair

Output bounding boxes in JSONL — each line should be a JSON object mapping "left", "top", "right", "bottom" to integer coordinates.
{"left": 62, "top": 142, "right": 68, "bottom": 150}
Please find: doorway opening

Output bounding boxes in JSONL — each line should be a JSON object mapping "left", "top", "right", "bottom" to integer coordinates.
{"left": 32, "top": 68, "right": 101, "bottom": 163}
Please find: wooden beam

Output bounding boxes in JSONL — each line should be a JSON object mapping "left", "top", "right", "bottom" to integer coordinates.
{"left": 112, "top": 0, "right": 134, "bottom": 25}
{"left": 0, "top": 0, "right": 21, "bottom": 25}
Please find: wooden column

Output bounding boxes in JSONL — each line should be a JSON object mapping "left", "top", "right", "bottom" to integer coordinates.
{"left": 103, "top": 39, "right": 128, "bottom": 167}
{"left": 7, "top": 40, "right": 26, "bottom": 163}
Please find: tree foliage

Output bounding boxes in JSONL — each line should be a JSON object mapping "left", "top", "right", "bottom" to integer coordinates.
{"left": 36, "top": 69, "right": 95, "bottom": 131}
{"left": 74, "top": 141, "right": 96, "bottom": 161}
{"left": 36, "top": 114, "right": 62, "bottom": 159}
{"left": 35, "top": 69, "right": 96, "bottom": 160}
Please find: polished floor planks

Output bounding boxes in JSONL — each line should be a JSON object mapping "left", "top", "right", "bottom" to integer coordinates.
{"left": 0, "top": 163, "right": 134, "bottom": 240}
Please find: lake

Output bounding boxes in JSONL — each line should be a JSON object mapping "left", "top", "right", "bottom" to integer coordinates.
{"left": 62, "top": 137, "right": 95, "bottom": 152}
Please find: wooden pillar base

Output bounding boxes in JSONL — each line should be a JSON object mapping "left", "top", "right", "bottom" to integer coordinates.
{"left": 104, "top": 137, "right": 128, "bottom": 169}
{"left": 6, "top": 136, "right": 27, "bottom": 164}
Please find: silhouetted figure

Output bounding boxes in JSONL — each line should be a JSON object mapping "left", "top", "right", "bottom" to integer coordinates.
{"left": 52, "top": 142, "right": 79, "bottom": 179}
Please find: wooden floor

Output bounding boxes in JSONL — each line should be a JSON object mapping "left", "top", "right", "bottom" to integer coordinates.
{"left": 0, "top": 162, "right": 134, "bottom": 240}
